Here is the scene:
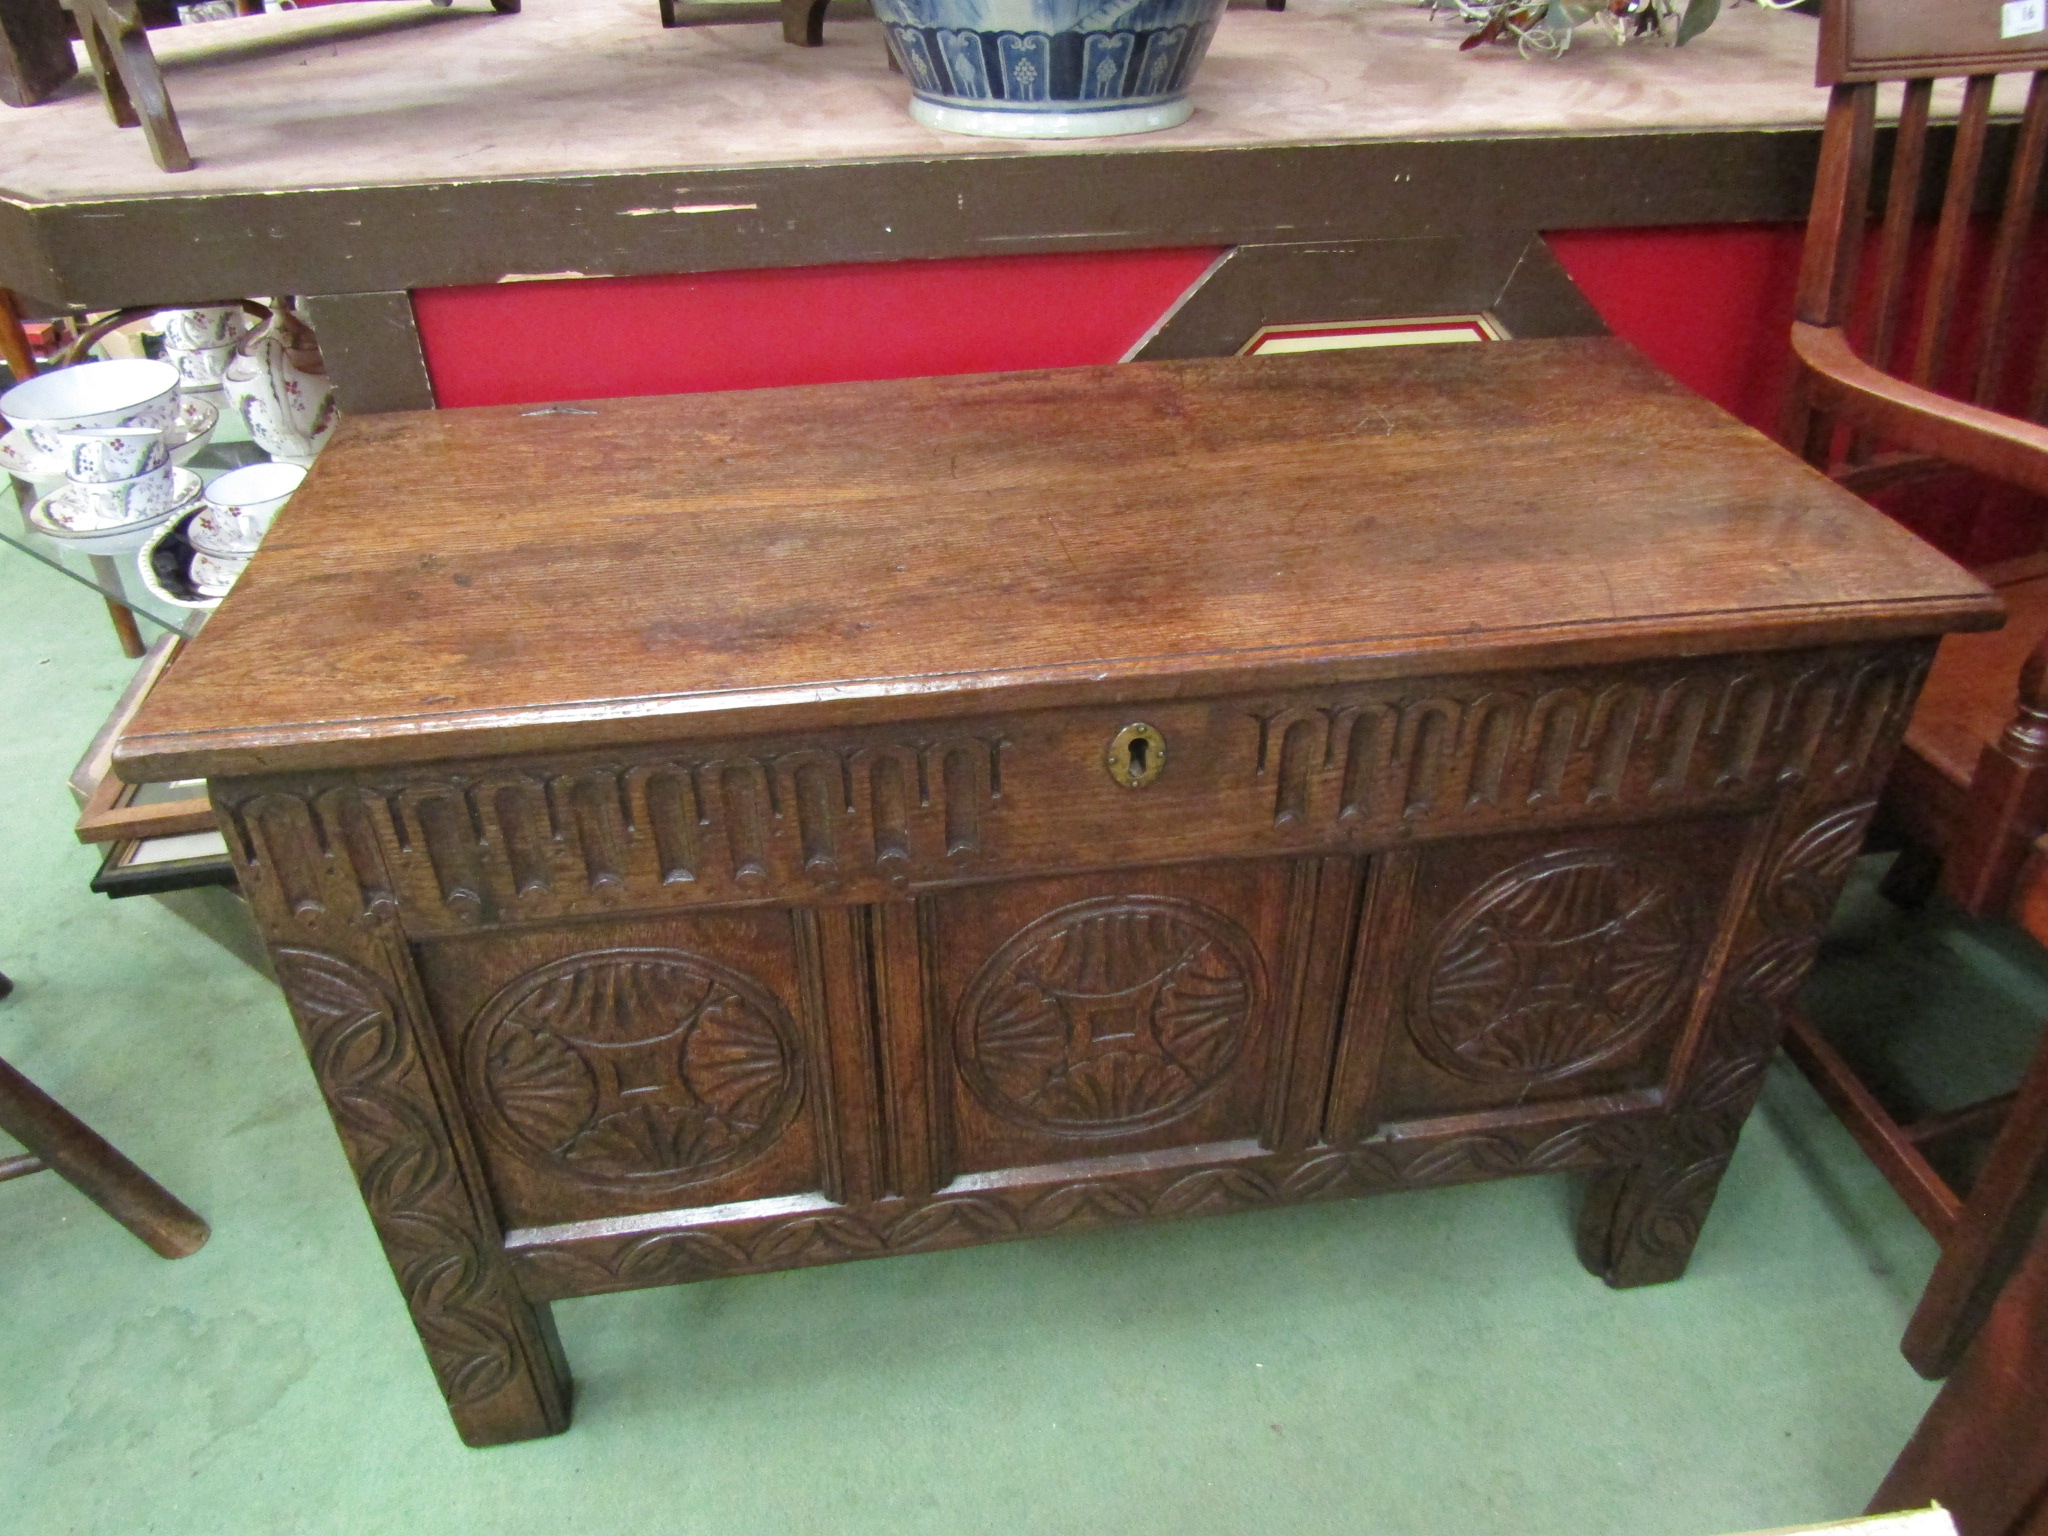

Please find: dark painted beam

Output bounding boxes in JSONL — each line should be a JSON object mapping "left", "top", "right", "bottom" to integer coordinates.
{"left": 0, "top": 127, "right": 1833, "bottom": 311}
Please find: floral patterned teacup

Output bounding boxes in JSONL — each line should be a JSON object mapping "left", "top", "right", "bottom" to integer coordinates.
{"left": 191, "top": 460, "right": 305, "bottom": 553}
{"left": 156, "top": 305, "right": 247, "bottom": 352}
{"left": 56, "top": 426, "right": 167, "bottom": 484}
{"left": 69, "top": 462, "right": 179, "bottom": 530}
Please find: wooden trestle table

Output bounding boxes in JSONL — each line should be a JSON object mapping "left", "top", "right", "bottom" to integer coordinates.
{"left": 119, "top": 338, "right": 1998, "bottom": 1445}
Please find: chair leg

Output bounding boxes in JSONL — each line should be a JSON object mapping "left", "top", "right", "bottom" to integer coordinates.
{"left": 1903, "top": 1023, "right": 2048, "bottom": 1378}
{"left": 74, "top": 0, "right": 192, "bottom": 172}
{"left": 0, "top": 1051, "right": 209, "bottom": 1258}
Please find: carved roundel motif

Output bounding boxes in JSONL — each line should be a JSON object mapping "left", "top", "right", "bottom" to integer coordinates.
{"left": 464, "top": 948, "right": 802, "bottom": 1189}
{"left": 957, "top": 894, "right": 1266, "bottom": 1137}
{"left": 1412, "top": 848, "right": 1698, "bottom": 1084}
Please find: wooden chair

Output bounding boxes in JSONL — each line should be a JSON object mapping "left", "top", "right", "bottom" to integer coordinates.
{"left": 1778, "top": 0, "right": 2048, "bottom": 1379}
{"left": 0, "top": 967, "right": 210, "bottom": 1258}
{"left": 1871, "top": 1183, "right": 2048, "bottom": 1536}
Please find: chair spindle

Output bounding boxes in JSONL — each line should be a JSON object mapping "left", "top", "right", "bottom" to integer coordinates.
{"left": 1971, "top": 72, "right": 2048, "bottom": 408}
{"left": 1912, "top": 74, "right": 1996, "bottom": 392}
{"left": 1868, "top": 78, "right": 1935, "bottom": 377}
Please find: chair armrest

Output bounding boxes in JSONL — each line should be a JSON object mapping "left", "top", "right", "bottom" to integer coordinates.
{"left": 1791, "top": 322, "right": 2048, "bottom": 500}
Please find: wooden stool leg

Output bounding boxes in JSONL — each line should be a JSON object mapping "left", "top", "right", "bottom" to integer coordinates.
{"left": 781, "top": 0, "right": 829, "bottom": 45}
{"left": 0, "top": 0, "right": 79, "bottom": 108}
{"left": 74, "top": 0, "right": 192, "bottom": 172}
{"left": 75, "top": 7, "right": 139, "bottom": 129}
{"left": 0, "top": 1053, "right": 209, "bottom": 1258}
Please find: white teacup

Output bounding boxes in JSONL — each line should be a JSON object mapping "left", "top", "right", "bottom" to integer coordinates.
{"left": 188, "top": 545, "right": 252, "bottom": 599}
{"left": 192, "top": 459, "right": 305, "bottom": 553}
{"left": 168, "top": 344, "right": 237, "bottom": 391}
{"left": 0, "top": 359, "right": 182, "bottom": 457}
{"left": 72, "top": 462, "right": 178, "bottom": 529}
{"left": 156, "top": 305, "right": 247, "bottom": 352}
{"left": 57, "top": 425, "right": 167, "bottom": 484}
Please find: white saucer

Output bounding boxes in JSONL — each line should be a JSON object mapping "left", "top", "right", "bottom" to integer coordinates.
{"left": 28, "top": 467, "right": 202, "bottom": 554}
{"left": 1, "top": 396, "right": 221, "bottom": 481}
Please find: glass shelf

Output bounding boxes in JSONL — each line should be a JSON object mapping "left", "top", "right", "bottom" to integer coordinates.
{"left": 0, "top": 399, "right": 272, "bottom": 639}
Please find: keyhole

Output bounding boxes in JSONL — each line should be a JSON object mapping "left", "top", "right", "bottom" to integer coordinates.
{"left": 1106, "top": 722, "right": 1164, "bottom": 788}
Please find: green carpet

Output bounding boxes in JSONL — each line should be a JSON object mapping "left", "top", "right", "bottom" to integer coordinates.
{"left": 3, "top": 547, "right": 2033, "bottom": 1536}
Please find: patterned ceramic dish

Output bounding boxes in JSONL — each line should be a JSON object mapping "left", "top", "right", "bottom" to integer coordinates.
{"left": 874, "top": 0, "right": 1229, "bottom": 138}
{"left": 137, "top": 509, "right": 224, "bottom": 612}
{"left": 27, "top": 466, "right": 201, "bottom": 555}
{"left": 0, "top": 396, "right": 219, "bottom": 481}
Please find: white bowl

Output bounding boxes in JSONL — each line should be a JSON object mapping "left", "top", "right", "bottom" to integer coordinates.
{"left": 169, "top": 396, "right": 219, "bottom": 465}
{"left": 0, "top": 359, "right": 182, "bottom": 455}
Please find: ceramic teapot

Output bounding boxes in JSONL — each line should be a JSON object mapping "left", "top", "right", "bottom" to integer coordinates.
{"left": 224, "top": 304, "right": 337, "bottom": 464}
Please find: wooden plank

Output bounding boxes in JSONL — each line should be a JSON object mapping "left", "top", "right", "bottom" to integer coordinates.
{"left": 1820, "top": 0, "right": 2048, "bottom": 83}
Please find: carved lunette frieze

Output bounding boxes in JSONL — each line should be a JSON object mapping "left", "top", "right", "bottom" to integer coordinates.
{"left": 1250, "top": 644, "right": 1926, "bottom": 836}
{"left": 219, "top": 733, "right": 1008, "bottom": 936}
{"left": 214, "top": 644, "right": 1928, "bottom": 938}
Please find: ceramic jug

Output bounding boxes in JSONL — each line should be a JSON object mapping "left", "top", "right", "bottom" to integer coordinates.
{"left": 224, "top": 307, "right": 337, "bottom": 464}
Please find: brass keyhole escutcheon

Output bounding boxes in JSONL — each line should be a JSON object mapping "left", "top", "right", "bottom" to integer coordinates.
{"left": 1106, "top": 722, "right": 1165, "bottom": 789}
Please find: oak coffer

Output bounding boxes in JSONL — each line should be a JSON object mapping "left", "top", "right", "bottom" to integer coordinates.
{"left": 119, "top": 338, "right": 1999, "bottom": 1445}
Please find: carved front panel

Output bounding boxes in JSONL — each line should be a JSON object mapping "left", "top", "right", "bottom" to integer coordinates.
{"left": 212, "top": 641, "right": 1928, "bottom": 940}
{"left": 1349, "top": 816, "right": 1750, "bottom": 1128}
{"left": 924, "top": 861, "right": 1300, "bottom": 1178}
{"left": 413, "top": 910, "right": 826, "bottom": 1227}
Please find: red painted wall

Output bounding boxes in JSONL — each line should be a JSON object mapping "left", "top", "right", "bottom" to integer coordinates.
{"left": 414, "top": 248, "right": 1222, "bottom": 408}
{"left": 412, "top": 227, "right": 1808, "bottom": 426}
{"left": 1545, "top": 224, "right": 1807, "bottom": 435}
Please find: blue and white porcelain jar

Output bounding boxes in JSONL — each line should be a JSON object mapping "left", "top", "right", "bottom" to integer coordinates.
{"left": 874, "top": 0, "right": 1230, "bottom": 138}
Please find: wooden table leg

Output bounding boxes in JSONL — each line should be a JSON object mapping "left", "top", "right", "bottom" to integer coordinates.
{"left": 0, "top": 288, "right": 38, "bottom": 382}
{"left": 104, "top": 598, "right": 147, "bottom": 658}
{"left": 0, "top": 1052, "right": 210, "bottom": 1258}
